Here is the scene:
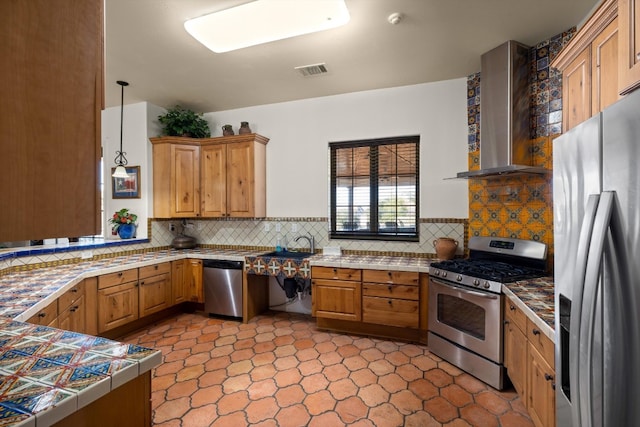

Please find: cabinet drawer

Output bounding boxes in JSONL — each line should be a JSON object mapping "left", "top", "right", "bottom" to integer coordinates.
{"left": 139, "top": 262, "right": 171, "bottom": 280}
{"left": 58, "top": 283, "right": 85, "bottom": 312}
{"left": 312, "top": 267, "right": 361, "bottom": 281}
{"left": 527, "top": 319, "right": 555, "bottom": 368}
{"left": 362, "top": 269, "right": 418, "bottom": 286}
{"left": 363, "top": 283, "right": 419, "bottom": 300}
{"left": 98, "top": 269, "right": 139, "bottom": 289}
{"left": 362, "top": 296, "right": 419, "bottom": 328}
{"left": 27, "top": 301, "right": 58, "bottom": 326}
{"left": 504, "top": 295, "right": 528, "bottom": 332}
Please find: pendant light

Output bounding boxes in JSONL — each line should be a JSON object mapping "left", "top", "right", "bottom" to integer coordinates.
{"left": 112, "top": 80, "right": 130, "bottom": 178}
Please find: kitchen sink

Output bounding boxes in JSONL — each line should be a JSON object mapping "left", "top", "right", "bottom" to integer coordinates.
{"left": 260, "top": 250, "right": 314, "bottom": 259}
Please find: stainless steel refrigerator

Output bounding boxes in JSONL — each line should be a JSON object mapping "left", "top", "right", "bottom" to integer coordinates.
{"left": 553, "top": 89, "right": 640, "bottom": 426}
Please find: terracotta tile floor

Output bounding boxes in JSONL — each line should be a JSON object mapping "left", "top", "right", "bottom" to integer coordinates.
{"left": 122, "top": 311, "right": 534, "bottom": 427}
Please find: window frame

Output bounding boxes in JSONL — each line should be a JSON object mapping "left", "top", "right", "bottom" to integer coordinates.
{"left": 329, "top": 135, "right": 420, "bottom": 242}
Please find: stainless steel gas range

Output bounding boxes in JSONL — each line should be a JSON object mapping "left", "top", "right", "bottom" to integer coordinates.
{"left": 427, "top": 236, "right": 547, "bottom": 390}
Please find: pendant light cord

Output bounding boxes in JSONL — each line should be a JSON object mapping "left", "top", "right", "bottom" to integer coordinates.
{"left": 114, "top": 80, "right": 129, "bottom": 167}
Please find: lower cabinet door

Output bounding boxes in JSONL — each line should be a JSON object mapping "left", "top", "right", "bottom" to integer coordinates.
{"left": 139, "top": 273, "right": 171, "bottom": 317}
{"left": 58, "top": 295, "right": 86, "bottom": 333}
{"left": 312, "top": 279, "right": 361, "bottom": 321}
{"left": 98, "top": 282, "right": 139, "bottom": 333}
{"left": 504, "top": 318, "right": 528, "bottom": 399}
{"left": 528, "top": 345, "right": 556, "bottom": 427}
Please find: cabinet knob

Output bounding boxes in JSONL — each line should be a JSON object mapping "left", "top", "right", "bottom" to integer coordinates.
{"left": 388, "top": 300, "right": 392, "bottom": 305}
{"left": 71, "top": 288, "right": 78, "bottom": 293}
{"left": 38, "top": 313, "right": 46, "bottom": 318}
{"left": 509, "top": 305, "right": 516, "bottom": 311}
{"left": 388, "top": 285, "right": 393, "bottom": 292}
{"left": 155, "top": 265, "right": 159, "bottom": 270}
{"left": 532, "top": 329, "right": 540, "bottom": 335}
{"left": 140, "top": 281, "right": 145, "bottom": 285}
{"left": 544, "top": 373, "right": 553, "bottom": 382}
{"left": 70, "top": 306, "right": 78, "bottom": 312}
{"left": 504, "top": 320, "right": 510, "bottom": 325}
{"left": 118, "top": 272, "right": 123, "bottom": 277}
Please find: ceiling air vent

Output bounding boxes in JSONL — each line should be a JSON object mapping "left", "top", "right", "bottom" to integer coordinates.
{"left": 295, "top": 63, "right": 328, "bottom": 77}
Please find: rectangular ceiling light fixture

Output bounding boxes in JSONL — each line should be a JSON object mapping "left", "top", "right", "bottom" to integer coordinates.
{"left": 184, "top": 0, "right": 350, "bottom": 53}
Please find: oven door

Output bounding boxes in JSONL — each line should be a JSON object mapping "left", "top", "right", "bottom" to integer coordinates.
{"left": 428, "top": 276, "right": 503, "bottom": 363}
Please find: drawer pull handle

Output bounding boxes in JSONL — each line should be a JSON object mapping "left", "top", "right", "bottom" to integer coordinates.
{"left": 71, "top": 288, "right": 78, "bottom": 293}
{"left": 140, "top": 281, "right": 145, "bottom": 285}
{"left": 38, "top": 313, "right": 46, "bottom": 318}
{"left": 118, "top": 272, "right": 123, "bottom": 277}
{"left": 509, "top": 305, "right": 516, "bottom": 311}
{"left": 532, "top": 329, "right": 540, "bottom": 335}
{"left": 70, "top": 306, "right": 78, "bottom": 312}
{"left": 504, "top": 320, "right": 510, "bottom": 325}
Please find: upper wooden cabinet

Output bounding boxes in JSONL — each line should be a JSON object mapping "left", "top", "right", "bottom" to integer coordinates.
{"left": 619, "top": 0, "right": 640, "bottom": 94}
{"left": 552, "top": 0, "right": 619, "bottom": 132}
{"left": 150, "top": 134, "right": 268, "bottom": 218}
{"left": 0, "top": 0, "right": 103, "bottom": 241}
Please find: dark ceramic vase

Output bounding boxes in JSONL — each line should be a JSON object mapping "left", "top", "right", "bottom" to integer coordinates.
{"left": 222, "top": 125, "right": 234, "bottom": 136}
{"left": 239, "top": 121, "right": 251, "bottom": 134}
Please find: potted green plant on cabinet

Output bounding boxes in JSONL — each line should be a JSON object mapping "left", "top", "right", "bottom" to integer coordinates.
{"left": 157, "top": 105, "right": 211, "bottom": 138}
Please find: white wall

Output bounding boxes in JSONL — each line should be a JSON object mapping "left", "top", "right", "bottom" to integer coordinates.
{"left": 102, "top": 102, "right": 156, "bottom": 238}
{"left": 205, "top": 78, "right": 469, "bottom": 219}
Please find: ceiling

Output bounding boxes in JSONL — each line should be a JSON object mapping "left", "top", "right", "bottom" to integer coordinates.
{"left": 105, "top": 0, "right": 600, "bottom": 113}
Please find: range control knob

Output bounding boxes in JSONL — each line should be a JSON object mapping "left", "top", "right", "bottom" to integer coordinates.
{"left": 484, "top": 282, "right": 491, "bottom": 289}
{"left": 442, "top": 271, "right": 447, "bottom": 277}
{"left": 473, "top": 279, "right": 480, "bottom": 287}
{"left": 456, "top": 275, "right": 463, "bottom": 282}
{"left": 434, "top": 270, "right": 440, "bottom": 276}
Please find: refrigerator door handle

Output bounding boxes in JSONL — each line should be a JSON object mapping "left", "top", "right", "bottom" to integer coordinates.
{"left": 569, "top": 194, "right": 601, "bottom": 426}
{"left": 577, "top": 191, "right": 614, "bottom": 427}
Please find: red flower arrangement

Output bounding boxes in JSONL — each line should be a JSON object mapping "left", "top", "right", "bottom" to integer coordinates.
{"left": 108, "top": 208, "right": 138, "bottom": 232}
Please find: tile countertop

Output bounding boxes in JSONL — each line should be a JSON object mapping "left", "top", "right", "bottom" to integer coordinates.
{"left": 0, "top": 318, "right": 161, "bottom": 427}
{"left": 503, "top": 277, "right": 555, "bottom": 341}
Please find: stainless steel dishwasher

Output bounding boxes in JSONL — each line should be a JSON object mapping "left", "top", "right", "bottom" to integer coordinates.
{"left": 203, "top": 259, "right": 243, "bottom": 318}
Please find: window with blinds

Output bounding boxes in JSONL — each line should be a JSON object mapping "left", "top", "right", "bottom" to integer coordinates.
{"left": 329, "top": 135, "right": 419, "bottom": 241}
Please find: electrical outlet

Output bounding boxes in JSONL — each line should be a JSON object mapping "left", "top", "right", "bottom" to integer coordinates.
{"left": 275, "top": 223, "right": 281, "bottom": 232}
{"left": 291, "top": 223, "right": 298, "bottom": 232}
{"left": 264, "top": 223, "right": 271, "bottom": 232}
{"left": 81, "top": 250, "right": 93, "bottom": 260}
{"left": 169, "top": 223, "right": 176, "bottom": 232}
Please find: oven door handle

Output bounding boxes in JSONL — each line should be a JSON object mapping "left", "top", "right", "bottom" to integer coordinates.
{"left": 430, "top": 277, "right": 499, "bottom": 300}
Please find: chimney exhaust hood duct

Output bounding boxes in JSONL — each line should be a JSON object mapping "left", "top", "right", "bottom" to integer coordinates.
{"left": 456, "top": 40, "right": 549, "bottom": 179}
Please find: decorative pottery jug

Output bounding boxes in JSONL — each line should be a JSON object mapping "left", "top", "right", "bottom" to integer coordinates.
{"left": 222, "top": 124, "right": 234, "bottom": 136}
{"left": 433, "top": 237, "right": 458, "bottom": 260}
{"left": 117, "top": 223, "right": 136, "bottom": 239}
{"left": 239, "top": 121, "right": 251, "bottom": 134}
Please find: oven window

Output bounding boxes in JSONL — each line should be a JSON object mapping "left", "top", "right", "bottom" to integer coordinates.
{"left": 437, "top": 294, "right": 486, "bottom": 340}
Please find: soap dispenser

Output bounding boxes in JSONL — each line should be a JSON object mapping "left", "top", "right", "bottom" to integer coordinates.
{"left": 276, "top": 236, "right": 282, "bottom": 253}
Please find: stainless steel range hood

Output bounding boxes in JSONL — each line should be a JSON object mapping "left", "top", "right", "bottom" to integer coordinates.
{"left": 456, "top": 41, "right": 550, "bottom": 179}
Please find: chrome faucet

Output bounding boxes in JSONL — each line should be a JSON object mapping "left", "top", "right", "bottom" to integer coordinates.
{"left": 294, "top": 233, "right": 315, "bottom": 254}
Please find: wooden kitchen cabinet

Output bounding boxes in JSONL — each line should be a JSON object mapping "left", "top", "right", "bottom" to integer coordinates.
{"left": 552, "top": 0, "right": 619, "bottom": 132}
{"left": 527, "top": 320, "right": 556, "bottom": 427}
{"left": 186, "top": 259, "right": 204, "bottom": 303}
{"left": 97, "top": 269, "right": 139, "bottom": 333}
{"left": 171, "top": 259, "right": 189, "bottom": 304}
{"left": 362, "top": 269, "right": 419, "bottom": 328}
{"left": 0, "top": 0, "right": 103, "bottom": 242}
{"left": 27, "top": 300, "right": 59, "bottom": 328}
{"left": 138, "top": 262, "right": 172, "bottom": 318}
{"left": 503, "top": 295, "right": 556, "bottom": 427}
{"left": 619, "top": 0, "right": 640, "bottom": 94}
{"left": 312, "top": 267, "right": 362, "bottom": 321}
{"left": 57, "top": 281, "right": 87, "bottom": 333}
{"left": 504, "top": 297, "right": 529, "bottom": 399}
{"left": 150, "top": 134, "right": 268, "bottom": 219}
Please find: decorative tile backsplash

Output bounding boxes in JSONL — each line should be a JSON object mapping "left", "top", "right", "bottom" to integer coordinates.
{"left": 466, "top": 29, "right": 575, "bottom": 270}
{"left": 152, "top": 217, "right": 468, "bottom": 258}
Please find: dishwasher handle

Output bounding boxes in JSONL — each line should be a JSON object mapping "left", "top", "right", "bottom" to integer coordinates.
{"left": 203, "top": 259, "right": 244, "bottom": 270}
